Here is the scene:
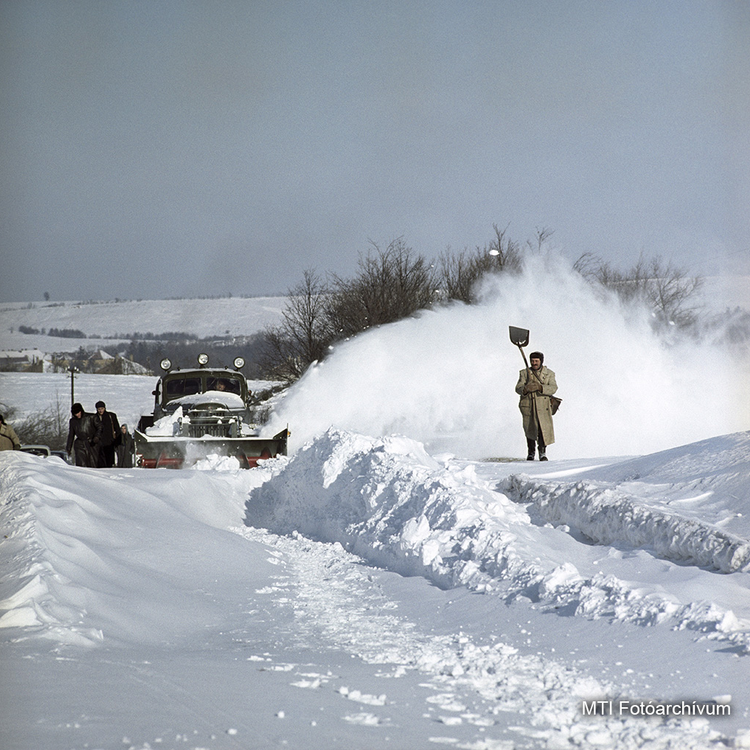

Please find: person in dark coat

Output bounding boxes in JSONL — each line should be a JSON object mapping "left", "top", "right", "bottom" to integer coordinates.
{"left": 93, "top": 400, "right": 121, "bottom": 468}
{"left": 116, "top": 423, "right": 135, "bottom": 468}
{"left": 66, "top": 403, "right": 99, "bottom": 467}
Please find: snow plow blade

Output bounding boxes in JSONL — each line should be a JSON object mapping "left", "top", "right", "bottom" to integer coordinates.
{"left": 134, "top": 429, "right": 289, "bottom": 469}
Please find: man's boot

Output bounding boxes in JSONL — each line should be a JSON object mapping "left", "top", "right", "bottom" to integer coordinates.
{"left": 526, "top": 439, "right": 535, "bottom": 461}
{"left": 538, "top": 447, "right": 548, "bottom": 461}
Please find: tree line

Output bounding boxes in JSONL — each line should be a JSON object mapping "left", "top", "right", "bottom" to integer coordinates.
{"left": 259, "top": 225, "right": 708, "bottom": 383}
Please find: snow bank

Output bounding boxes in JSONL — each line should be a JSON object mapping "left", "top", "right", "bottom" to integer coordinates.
{"left": 247, "top": 428, "right": 750, "bottom": 651}
{"left": 501, "top": 475, "right": 750, "bottom": 574}
{"left": 0, "top": 452, "right": 271, "bottom": 647}
{"left": 500, "top": 432, "right": 750, "bottom": 574}
{"left": 586, "top": 431, "right": 750, "bottom": 536}
{"left": 248, "top": 429, "right": 529, "bottom": 587}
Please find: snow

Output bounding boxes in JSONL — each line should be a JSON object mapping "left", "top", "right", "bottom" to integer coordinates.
{"left": 1, "top": 269, "right": 750, "bottom": 749}
{"left": 145, "top": 405, "right": 187, "bottom": 436}
{"left": 1, "top": 424, "right": 749, "bottom": 748}
{"left": 168, "top": 390, "right": 247, "bottom": 411}
{"left": 0, "top": 296, "right": 285, "bottom": 360}
{"left": 0, "top": 296, "right": 284, "bottom": 344}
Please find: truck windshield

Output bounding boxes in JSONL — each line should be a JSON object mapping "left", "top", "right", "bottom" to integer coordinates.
{"left": 165, "top": 377, "right": 202, "bottom": 398}
{"left": 206, "top": 376, "right": 242, "bottom": 395}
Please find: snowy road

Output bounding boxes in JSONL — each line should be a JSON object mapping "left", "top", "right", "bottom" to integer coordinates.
{"left": 2, "top": 429, "right": 749, "bottom": 749}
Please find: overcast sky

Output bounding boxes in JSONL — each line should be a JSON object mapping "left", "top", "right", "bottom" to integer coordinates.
{"left": 1, "top": 0, "right": 748, "bottom": 302}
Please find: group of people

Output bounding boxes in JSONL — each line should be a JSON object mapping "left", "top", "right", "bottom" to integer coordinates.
{"left": 66, "top": 401, "right": 135, "bottom": 468}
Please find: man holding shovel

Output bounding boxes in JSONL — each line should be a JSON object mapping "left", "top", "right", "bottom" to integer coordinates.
{"left": 514, "top": 349, "right": 558, "bottom": 461}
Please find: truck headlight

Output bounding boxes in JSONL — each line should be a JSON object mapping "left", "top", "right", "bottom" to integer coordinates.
{"left": 160, "top": 358, "right": 172, "bottom": 371}
{"left": 233, "top": 357, "right": 245, "bottom": 370}
{"left": 197, "top": 353, "right": 209, "bottom": 367}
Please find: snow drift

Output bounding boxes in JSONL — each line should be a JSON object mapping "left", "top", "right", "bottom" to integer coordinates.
{"left": 247, "top": 427, "right": 750, "bottom": 652}
{"left": 0, "top": 453, "right": 270, "bottom": 647}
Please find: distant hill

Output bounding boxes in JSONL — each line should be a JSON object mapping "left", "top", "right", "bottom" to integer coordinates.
{"left": 0, "top": 296, "right": 286, "bottom": 357}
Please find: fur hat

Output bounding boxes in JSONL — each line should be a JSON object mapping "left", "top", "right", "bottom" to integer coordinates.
{"left": 529, "top": 351, "right": 544, "bottom": 363}
{"left": 95, "top": 400, "right": 106, "bottom": 409}
{"left": 71, "top": 403, "right": 83, "bottom": 415}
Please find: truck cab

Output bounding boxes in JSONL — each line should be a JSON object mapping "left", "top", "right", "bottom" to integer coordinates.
{"left": 135, "top": 353, "right": 288, "bottom": 469}
{"left": 138, "top": 355, "right": 251, "bottom": 430}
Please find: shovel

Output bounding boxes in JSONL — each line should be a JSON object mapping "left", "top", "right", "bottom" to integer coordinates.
{"left": 509, "top": 325, "right": 531, "bottom": 369}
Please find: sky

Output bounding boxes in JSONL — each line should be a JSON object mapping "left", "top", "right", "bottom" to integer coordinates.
{"left": 1, "top": 0, "right": 748, "bottom": 303}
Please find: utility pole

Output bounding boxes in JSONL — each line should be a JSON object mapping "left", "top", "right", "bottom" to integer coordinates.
{"left": 68, "top": 364, "right": 79, "bottom": 408}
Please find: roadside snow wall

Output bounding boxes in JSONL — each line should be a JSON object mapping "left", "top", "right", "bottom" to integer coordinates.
{"left": 246, "top": 428, "right": 750, "bottom": 651}
{"left": 501, "top": 475, "right": 750, "bottom": 574}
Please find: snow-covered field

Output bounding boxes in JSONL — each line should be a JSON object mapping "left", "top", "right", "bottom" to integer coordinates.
{"left": 1, "top": 265, "right": 749, "bottom": 749}
{"left": 0, "top": 296, "right": 285, "bottom": 355}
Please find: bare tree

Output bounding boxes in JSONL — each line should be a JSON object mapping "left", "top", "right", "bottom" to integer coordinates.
{"left": 438, "top": 224, "right": 529, "bottom": 304}
{"left": 574, "top": 253, "right": 704, "bottom": 333}
{"left": 259, "top": 241, "right": 438, "bottom": 381}
{"left": 325, "top": 239, "right": 437, "bottom": 340}
{"left": 260, "top": 270, "right": 330, "bottom": 382}
{"left": 438, "top": 247, "right": 476, "bottom": 304}
{"left": 12, "top": 397, "right": 69, "bottom": 450}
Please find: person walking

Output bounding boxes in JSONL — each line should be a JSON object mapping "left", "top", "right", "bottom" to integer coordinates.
{"left": 116, "top": 424, "right": 135, "bottom": 468}
{"left": 514, "top": 350, "right": 558, "bottom": 461}
{"left": 66, "top": 403, "right": 99, "bottom": 467}
{"left": 0, "top": 414, "right": 21, "bottom": 451}
{"left": 93, "top": 401, "right": 121, "bottom": 468}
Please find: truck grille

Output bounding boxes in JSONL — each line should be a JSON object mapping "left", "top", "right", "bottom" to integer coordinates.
{"left": 187, "top": 422, "right": 232, "bottom": 438}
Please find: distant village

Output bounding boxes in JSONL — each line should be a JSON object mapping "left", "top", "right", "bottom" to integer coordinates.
{"left": 0, "top": 348, "right": 149, "bottom": 375}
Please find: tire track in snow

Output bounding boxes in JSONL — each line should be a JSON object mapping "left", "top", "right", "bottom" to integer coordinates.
{"left": 232, "top": 525, "right": 727, "bottom": 749}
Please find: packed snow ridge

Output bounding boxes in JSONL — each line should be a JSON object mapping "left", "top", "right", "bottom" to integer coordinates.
{"left": 247, "top": 428, "right": 750, "bottom": 652}
{"left": 502, "top": 475, "right": 749, "bottom": 575}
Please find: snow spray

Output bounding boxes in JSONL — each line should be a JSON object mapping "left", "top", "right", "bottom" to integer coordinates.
{"left": 269, "top": 254, "right": 749, "bottom": 459}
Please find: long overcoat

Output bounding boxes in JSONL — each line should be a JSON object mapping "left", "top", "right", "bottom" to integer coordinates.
{"left": 66, "top": 412, "right": 100, "bottom": 467}
{"left": 514, "top": 366, "right": 557, "bottom": 445}
{"left": 116, "top": 430, "right": 135, "bottom": 468}
{"left": 95, "top": 410, "right": 121, "bottom": 448}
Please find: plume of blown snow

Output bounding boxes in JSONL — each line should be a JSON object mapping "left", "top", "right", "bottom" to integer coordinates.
{"left": 269, "top": 254, "right": 749, "bottom": 459}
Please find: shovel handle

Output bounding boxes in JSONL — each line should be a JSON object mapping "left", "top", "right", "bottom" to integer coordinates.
{"left": 516, "top": 344, "right": 530, "bottom": 370}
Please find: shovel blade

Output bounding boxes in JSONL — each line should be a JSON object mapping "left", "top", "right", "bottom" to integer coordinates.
{"left": 509, "top": 326, "right": 529, "bottom": 347}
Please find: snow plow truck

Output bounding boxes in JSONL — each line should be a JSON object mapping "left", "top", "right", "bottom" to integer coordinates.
{"left": 135, "top": 354, "right": 288, "bottom": 468}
